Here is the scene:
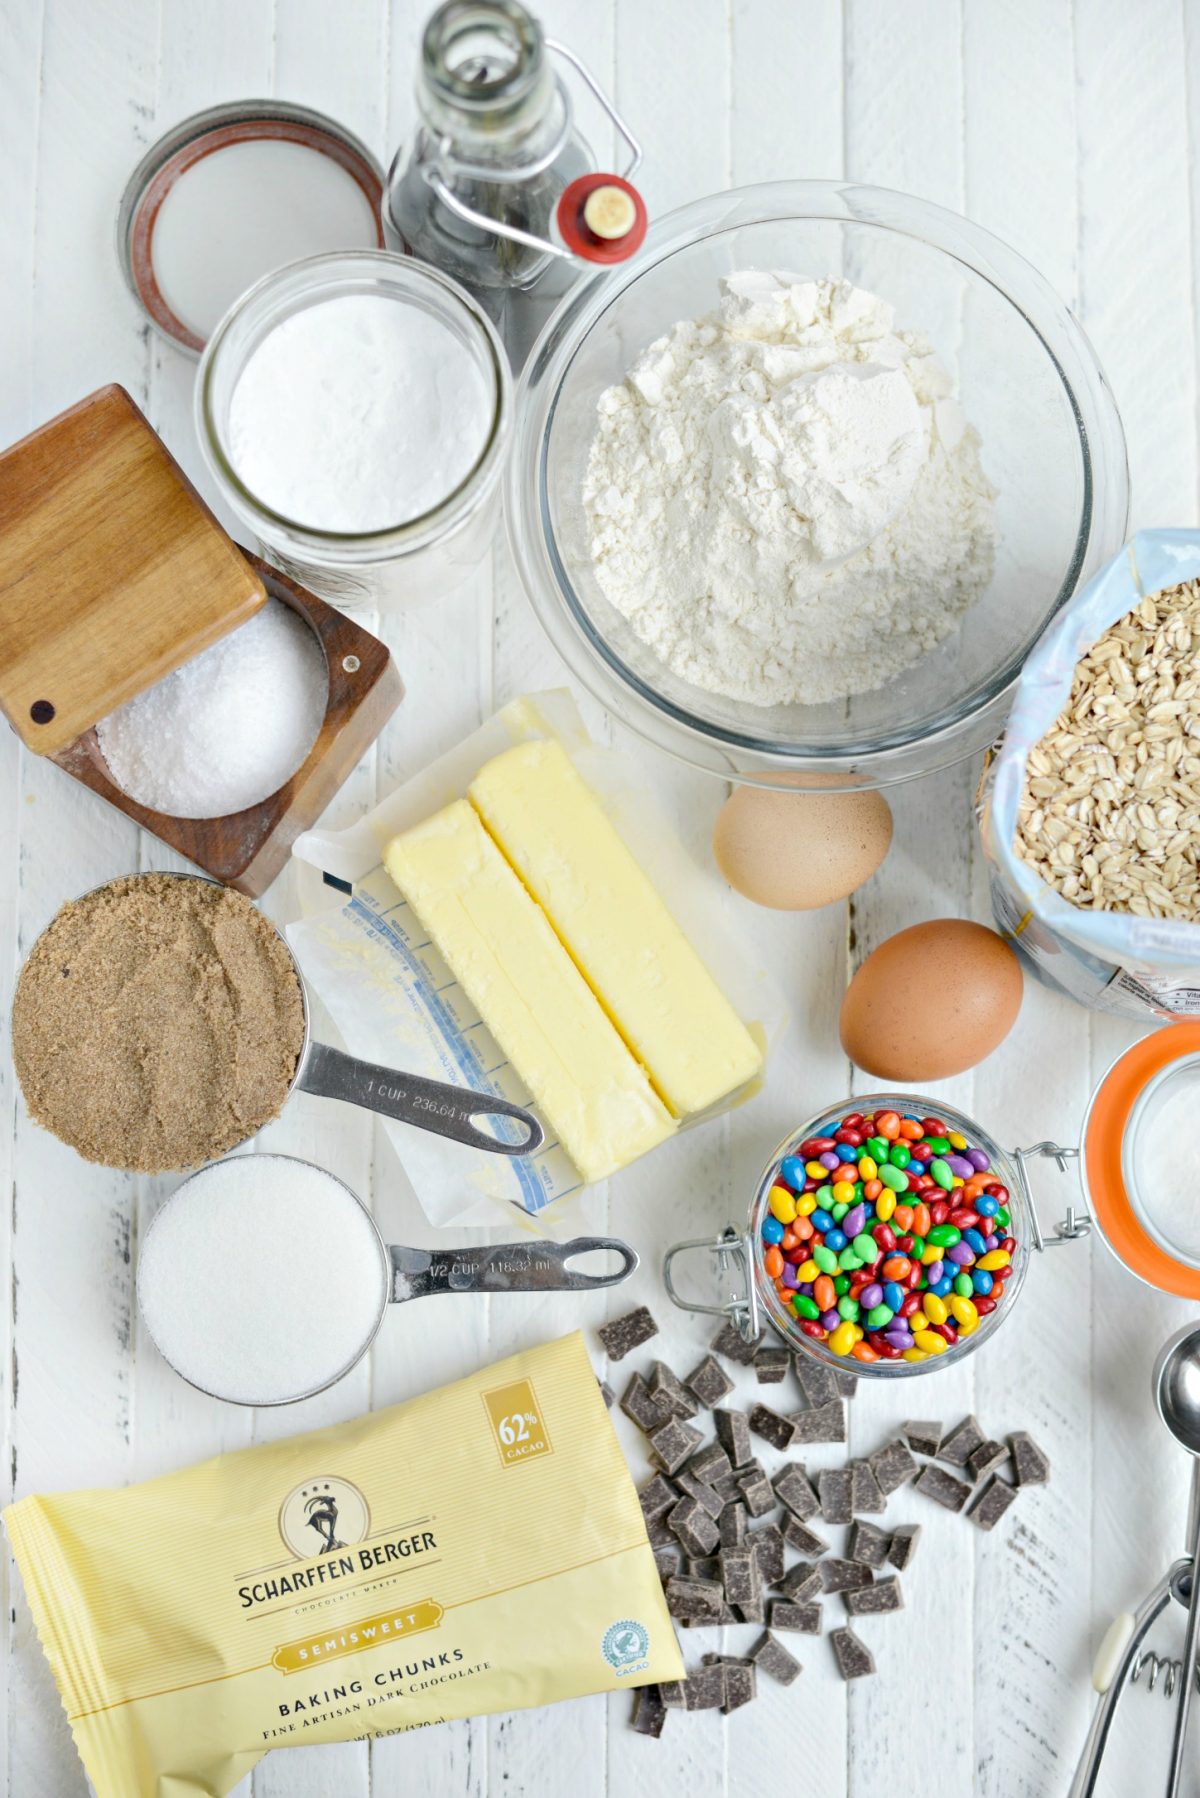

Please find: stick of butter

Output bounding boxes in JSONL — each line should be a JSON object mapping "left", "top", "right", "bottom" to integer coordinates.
{"left": 469, "top": 739, "right": 762, "bottom": 1117}
{"left": 384, "top": 800, "right": 675, "bottom": 1183}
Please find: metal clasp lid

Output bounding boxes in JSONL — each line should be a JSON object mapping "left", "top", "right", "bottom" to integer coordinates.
{"left": 426, "top": 38, "right": 645, "bottom": 264}
{"left": 662, "top": 1225, "right": 761, "bottom": 1345}
{"left": 1012, "top": 1140, "right": 1092, "bottom": 1249}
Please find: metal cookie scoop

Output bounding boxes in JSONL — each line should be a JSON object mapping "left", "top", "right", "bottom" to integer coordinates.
{"left": 1069, "top": 1320, "right": 1200, "bottom": 1797}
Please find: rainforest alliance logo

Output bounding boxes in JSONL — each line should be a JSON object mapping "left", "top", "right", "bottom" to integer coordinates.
{"left": 278, "top": 1477, "right": 371, "bottom": 1559}
{"left": 602, "top": 1619, "right": 650, "bottom": 1677}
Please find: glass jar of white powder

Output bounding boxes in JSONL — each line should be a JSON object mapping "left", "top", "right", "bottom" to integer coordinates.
{"left": 196, "top": 250, "right": 510, "bottom": 610}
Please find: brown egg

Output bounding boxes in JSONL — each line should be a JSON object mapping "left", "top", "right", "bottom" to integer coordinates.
{"left": 713, "top": 784, "right": 892, "bottom": 910}
{"left": 839, "top": 919, "right": 1023, "bottom": 1081}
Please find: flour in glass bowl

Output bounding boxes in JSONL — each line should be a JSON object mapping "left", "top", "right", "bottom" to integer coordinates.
{"left": 583, "top": 272, "right": 997, "bottom": 706}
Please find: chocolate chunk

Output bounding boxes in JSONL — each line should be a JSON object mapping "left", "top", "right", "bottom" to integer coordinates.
{"left": 659, "top": 1678, "right": 687, "bottom": 1707}
{"left": 820, "top": 1557, "right": 873, "bottom": 1594}
{"left": 968, "top": 1474, "right": 1018, "bottom": 1531}
{"left": 834, "top": 1369, "right": 858, "bottom": 1398}
{"left": 631, "top": 1683, "right": 668, "bottom": 1736}
{"left": 668, "top": 1495, "right": 720, "bottom": 1556}
{"left": 682, "top": 1665, "right": 727, "bottom": 1710}
{"left": 733, "top": 1595, "right": 766, "bottom": 1624}
{"left": 770, "top": 1599, "right": 822, "bottom": 1633}
{"left": 749, "top": 1523, "right": 785, "bottom": 1587}
{"left": 967, "top": 1440, "right": 1010, "bottom": 1484}
{"left": 783, "top": 1515, "right": 829, "bottom": 1557}
{"left": 847, "top": 1520, "right": 892, "bottom": 1569}
{"left": 646, "top": 1511, "right": 675, "bottom": 1548}
{"left": 1009, "top": 1429, "right": 1050, "bottom": 1486}
{"left": 686, "top": 1353, "right": 735, "bottom": 1409}
{"left": 676, "top": 1471, "right": 725, "bottom": 1520}
{"left": 938, "top": 1414, "right": 986, "bottom": 1467}
{"left": 711, "top": 1320, "right": 760, "bottom": 1365}
{"left": 653, "top": 1545, "right": 679, "bottom": 1581}
{"left": 915, "top": 1463, "right": 972, "bottom": 1513}
{"left": 749, "top": 1630, "right": 803, "bottom": 1686}
{"left": 850, "top": 1459, "right": 886, "bottom": 1515}
{"left": 682, "top": 1555, "right": 720, "bottom": 1582}
{"left": 713, "top": 1407, "right": 753, "bottom": 1467}
{"left": 818, "top": 1467, "right": 853, "bottom": 1526}
{"left": 789, "top": 1400, "right": 846, "bottom": 1444}
{"left": 869, "top": 1437, "right": 919, "bottom": 1496}
{"left": 780, "top": 1560, "right": 827, "bottom": 1603}
{"left": 778, "top": 1560, "right": 822, "bottom": 1602}
{"left": 621, "top": 1372, "right": 674, "bottom": 1434}
{"left": 718, "top": 1502, "right": 748, "bottom": 1547}
{"left": 754, "top": 1347, "right": 790, "bottom": 1384}
{"left": 720, "top": 1546, "right": 762, "bottom": 1607}
{"left": 599, "top": 1380, "right": 614, "bottom": 1409}
{"left": 685, "top": 1442, "right": 733, "bottom": 1487}
{"left": 638, "top": 1473, "right": 678, "bottom": 1523}
{"left": 773, "top": 1463, "right": 820, "bottom": 1521}
{"left": 648, "top": 1360, "right": 699, "bottom": 1420}
{"left": 830, "top": 1625, "right": 875, "bottom": 1680}
{"left": 903, "top": 1419, "right": 943, "bottom": 1457}
{"left": 598, "top": 1306, "right": 658, "bottom": 1361}
{"left": 749, "top": 1403, "right": 798, "bottom": 1451}
{"left": 736, "top": 1464, "right": 776, "bottom": 1519}
{"left": 845, "top": 1574, "right": 903, "bottom": 1616}
{"left": 649, "top": 1416, "right": 704, "bottom": 1475}
{"left": 887, "top": 1522, "right": 921, "bottom": 1571}
{"left": 794, "top": 1360, "right": 840, "bottom": 1406}
{"left": 665, "top": 1575, "right": 724, "bottom": 1620}
{"left": 721, "top": 1661, "right": 757, "bottom": 1712}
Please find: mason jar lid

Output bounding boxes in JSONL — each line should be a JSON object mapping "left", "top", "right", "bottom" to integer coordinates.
{"left": 1082, "top": 1024, "right": 1200, "bottom": 1300}
{"left": 117, "top": 100, "right": 385, "bottom": 354}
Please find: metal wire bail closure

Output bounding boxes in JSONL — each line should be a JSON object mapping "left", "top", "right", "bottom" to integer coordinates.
{"left": 1011, "top": 1140, "right": 1091, "bottom": 1250}
{"left": 661, "top": 1226, "right": 761, "bottom": 1345}
{"left": 424, "top": 36, "right": 645, "bottom": 264}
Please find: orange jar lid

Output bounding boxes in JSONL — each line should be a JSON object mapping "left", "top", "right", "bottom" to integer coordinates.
{"left": 1082, "top": 1024, "right": 1200, "bottom": 1299}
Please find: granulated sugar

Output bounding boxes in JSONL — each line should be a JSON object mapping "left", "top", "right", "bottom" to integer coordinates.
{"left": 96, "top": 599, "right": 328, "bottom": 818}
{"left": 138, "top": 1156, "right": 388, "bottom": 1405}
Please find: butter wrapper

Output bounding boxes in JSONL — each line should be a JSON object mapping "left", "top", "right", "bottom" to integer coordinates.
{"left": 289, "top": 689, "right": 785, "bottom": 1230}
{"left": 5, "top": 1332, "right": 683, "bottom": 1798}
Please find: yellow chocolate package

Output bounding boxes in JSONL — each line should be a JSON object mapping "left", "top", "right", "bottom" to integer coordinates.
{"left": 4, "top": 1332, "right": 683, "bottom": 1798}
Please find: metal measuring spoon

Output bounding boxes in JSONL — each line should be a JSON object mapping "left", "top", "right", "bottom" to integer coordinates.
{"left": 138, "top": 1153, "right": 638, "bottom": 1406}
{"left": 1154, "top": 1321, "right": 1200, "bottom": 1798}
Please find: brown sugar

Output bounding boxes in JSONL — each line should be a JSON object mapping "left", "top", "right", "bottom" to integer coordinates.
{"left": 12, "top": 874, "right": 305, "bottom": 1172}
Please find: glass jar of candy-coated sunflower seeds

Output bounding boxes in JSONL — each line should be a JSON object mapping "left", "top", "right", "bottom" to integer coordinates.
{"left": 663, "top": 1092, "right": 1089, "bottom": 1381}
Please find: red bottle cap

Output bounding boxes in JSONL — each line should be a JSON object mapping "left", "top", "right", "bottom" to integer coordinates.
{"left": 556, "top": 174, "right": 648, "bottom": 264}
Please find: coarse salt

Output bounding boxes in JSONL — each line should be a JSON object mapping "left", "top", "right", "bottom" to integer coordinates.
{"left": 137, "top": 1156, "right": 388, "bottom": 1405}
{"left": 96, "top": 598, "right": 328, "bottom": 819}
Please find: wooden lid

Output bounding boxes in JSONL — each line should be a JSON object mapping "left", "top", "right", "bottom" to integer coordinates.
{"left": 0, "top": 383, "right": 265, "bottom": 753}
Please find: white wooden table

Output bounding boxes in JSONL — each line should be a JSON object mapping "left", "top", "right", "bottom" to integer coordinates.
{"left": 3, "top": 2, "right": 1199, "bottom": 1793}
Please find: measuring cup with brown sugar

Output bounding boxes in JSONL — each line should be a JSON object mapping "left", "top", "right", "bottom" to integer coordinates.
{"left": 11, "top": 872, "right": 542, "bottom": 1173}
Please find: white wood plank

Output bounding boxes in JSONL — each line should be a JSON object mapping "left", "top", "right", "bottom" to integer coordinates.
{"left": 731, "top": 0, "right": 843, "bottom": 183}
{"left": 0, "top": 4, "right": 45, "bottom": 1792}
{"left": 6, "top": 1, "right": 160, "bottom": 1791}
{"left": 1074, "top": 2, "right": 1196, "bottom": 1791}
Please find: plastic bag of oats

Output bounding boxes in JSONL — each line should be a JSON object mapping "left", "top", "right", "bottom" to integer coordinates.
{"left": 979, "top": 528, "right": 1200, "bottom": 1018}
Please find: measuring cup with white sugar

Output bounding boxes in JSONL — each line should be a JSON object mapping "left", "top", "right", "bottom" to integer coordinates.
{"left": 137, "top": 1154, "right": 638, "bottom": 1404}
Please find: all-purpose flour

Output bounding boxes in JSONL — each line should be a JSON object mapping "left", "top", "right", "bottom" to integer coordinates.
{"left": 227, "top": 292, "right": 493, "bottom": 533}
{"left": 583, "top": 272, "right": 997, "bottom": 706}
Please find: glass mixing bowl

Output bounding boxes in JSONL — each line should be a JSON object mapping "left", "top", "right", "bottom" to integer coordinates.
{"left": 506, "top": 180, "right": 1129, "bottom": 789}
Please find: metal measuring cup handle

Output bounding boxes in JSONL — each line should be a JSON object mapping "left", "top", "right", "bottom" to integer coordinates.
{"left": 389, "top": 1236, "right": 638, "bottom": 1300}
{"left": 296, "top": 1040, "right": 543, "bottom": 1156}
